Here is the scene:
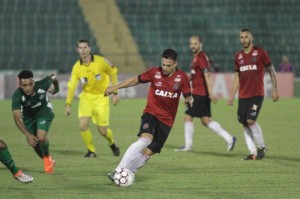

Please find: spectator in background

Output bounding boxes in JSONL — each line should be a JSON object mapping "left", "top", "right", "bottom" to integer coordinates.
{"left": 277, "top": 55, "right": 294, "bottom": 72}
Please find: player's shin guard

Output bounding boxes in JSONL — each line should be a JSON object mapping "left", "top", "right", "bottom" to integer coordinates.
{"left": 184, "top": 121, "right": 194, "bottom": 149}
{"left": 39, "top": 139, "right": 50, "bottom": 157}
{"left": 128, "top": 152, "right": 150, "bottom": 173}
{"left": 249, "top": 122, "right": 265, "bottom": 148}
{"left": 80, "top": 129, "right": 96, "bottom": 152}
{"left": 33, "top": 143, "right": 43, "bottom": 159}
{"left": 243, "top": 126, "right": 257, "bottom": 155}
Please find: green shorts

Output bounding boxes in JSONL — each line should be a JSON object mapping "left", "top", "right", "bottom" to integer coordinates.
{"left": 23, "top": 113, "right": 54, "bottom": 135}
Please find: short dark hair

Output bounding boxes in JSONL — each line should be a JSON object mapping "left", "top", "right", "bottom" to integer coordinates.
{"left": 241, "top": 28, "right": 253, "bottom": 35}
{"left": 162, "top": 49, "right": 177, "bottom": 62}
{"left": 77, "top": 39, "right": 89, "bottom": 47}
{"left": 18, "top": 70, "right": 33, "bottom": 80}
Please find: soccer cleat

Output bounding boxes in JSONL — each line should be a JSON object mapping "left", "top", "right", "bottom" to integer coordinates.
{"left": 107, "top": 171, "right": 116, "bottom": 182}
{"left": 110, "top": 143, "right": 120, "bottom": 156}
{"left": 242, "top": 154, "right": 257, "bottom": 160}
{"left": 227, "top": 136, "right": 237, "bottom": 151}
{"left": 14, "top": 170, "right": 33, "bottom": 184}
{"left": 256, "top": 147, "right": 266, "bottom": 160}
{"left": 84, "top": 150, "right": 97, "bottom": 158}
{"left": 44, "top": 156, "right": 56, "bottom": 174}
{"left": 174, "top": 146, "right": 192, "bottom": 152}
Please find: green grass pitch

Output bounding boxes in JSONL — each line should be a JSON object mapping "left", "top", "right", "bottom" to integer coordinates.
{"left": 0, "top": 98, "right": 299, "bottom": 199}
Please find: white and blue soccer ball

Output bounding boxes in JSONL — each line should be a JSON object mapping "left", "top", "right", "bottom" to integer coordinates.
{"left": 113, "top": 168, "right": 135, "bottom": 187}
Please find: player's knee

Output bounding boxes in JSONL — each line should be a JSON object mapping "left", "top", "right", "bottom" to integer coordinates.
{"left": 37, "top": 137, "right": 47, "bottom": 143}
{"left": 184, "top": 115, "right": 193, "bottom": 122}
{"left": 143, "top": 148, "right": 155, "bottom": 156}
{"left": 246, "top": 119, "right": 256, "bottom": 126}
{"left": 0, "top": 140, "right": 7, "bottom": 150}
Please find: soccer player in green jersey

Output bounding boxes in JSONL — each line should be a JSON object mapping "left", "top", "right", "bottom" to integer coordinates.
{"left": 11, "top": 70, "right": 59, "bottom": 173}
{"left": 0, "top": 139, "right": 33, "bottom": 183}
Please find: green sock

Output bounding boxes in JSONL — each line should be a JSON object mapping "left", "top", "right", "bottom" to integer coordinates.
{"left": 0, "top": 148, "right": 19, "bottom": 175}
{"left": 39, "top": 139, "right": 50, "bottom": 156}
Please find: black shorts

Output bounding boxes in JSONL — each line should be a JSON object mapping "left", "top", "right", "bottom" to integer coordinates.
{"left": 185, "top": 94, "right": 211, "bottom": 118}
{"left": 238, "top": 96, "right": 264, "bottom": 125}
{"left": 137, "top": 113, "right": 171, "bottom": 153}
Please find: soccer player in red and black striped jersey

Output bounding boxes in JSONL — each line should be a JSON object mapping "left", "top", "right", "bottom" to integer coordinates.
{"left": 105, "top": 49, "right": 193, "bottom": 177}
{"left": 228, "top": 28, "right": 279, "bottom": 160}
{"left": 175, "top": 36, "right": 236, "bottom": 152}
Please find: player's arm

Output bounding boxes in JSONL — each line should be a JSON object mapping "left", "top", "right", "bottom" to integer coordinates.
{"left": 266, "top": 64, "right": 279, "bottom": 102}
{"left": 105, "top": 76, "right": 139, "bottom": 96}
{"left": 65, "top": 66, "right": 79, "bottom": 115}
{"left": 12, "top": 109, "right": 38, "bottom": 147}
{"left": 203, "top": 68, "right": 217, "bottom": 103}
{"left": 110, "top": 72, "right": 120, "bottom": 105}
{"left": 227, "top": 72, "right": 239, "bottom": 106}
{"left": 48, "top": 74, "right": 60, "bottom": 95}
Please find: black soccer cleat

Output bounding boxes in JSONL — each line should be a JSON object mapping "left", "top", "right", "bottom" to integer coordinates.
{"left": 110, "top": 143, "right": 120, "bottom": 156}
{"left": 84, "top": 150, "right": 96, "bottom": 158}
{"left": 256, "top": 147, "right": 267, "bottom": 160}
{"left": 108, "top": 171, "right": 116, "bottom": 182}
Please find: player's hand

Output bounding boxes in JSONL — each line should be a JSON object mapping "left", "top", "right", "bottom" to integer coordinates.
{"left": 185, "top": 96, "right": 193, "bottom": 107}
{"left": 65, "top": 106, "right": 71, "bottom": 116}
{"left": 209, "top": 95, "right": 217, "bottom": 104}
{"left": 272, "top": 88, "right": 279, "bottom": 102}
{"left": 112, "top": 94, "right": 120, "bottom": 106}
{"left": 227, "top": 97, "right": 234, "bottom": 106}
{"left": 26, "top": 134, "right": 38, "bottom": 147}
{"left": 105, "top": 86, "right": 115, "bottom": 97}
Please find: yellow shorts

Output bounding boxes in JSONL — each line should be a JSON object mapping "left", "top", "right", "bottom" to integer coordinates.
{"left": 78, "top": 92, "right": 109, "bottom": 126}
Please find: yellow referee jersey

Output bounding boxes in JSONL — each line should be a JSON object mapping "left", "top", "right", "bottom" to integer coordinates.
{"left": 66, "top": 54, "right": 118, "bottom": 105}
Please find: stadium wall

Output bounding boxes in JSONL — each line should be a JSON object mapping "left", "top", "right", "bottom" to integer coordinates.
{"left": 0, "top": 73, "right": 294, "bottom": 100}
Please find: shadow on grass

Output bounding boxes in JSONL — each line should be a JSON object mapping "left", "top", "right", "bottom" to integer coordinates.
{"left": 51, "top": 149, "right": 84, "bottom": 156}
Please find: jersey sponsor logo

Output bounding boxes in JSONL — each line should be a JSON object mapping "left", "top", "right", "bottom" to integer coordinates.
{"left": 37, "top": 89, "right": 46, "bottom": 94}
{"left": 31, "top": 102, "right": 42, "bottom": 108}
{"left": 239, "top": 64, "right": 257, "bottom": 72}
{"left": 155, "top": 82, "right": 162, "bottom": 87}
{"left": 154, "top": 72, "right": 161, "bottom": 79}
{"left": 155, "top": 89, "right": 178, "bottom": 98}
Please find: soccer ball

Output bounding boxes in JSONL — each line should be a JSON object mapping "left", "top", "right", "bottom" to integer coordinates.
{"left": 113, "top": 168, "right": 135, "bottom": 187}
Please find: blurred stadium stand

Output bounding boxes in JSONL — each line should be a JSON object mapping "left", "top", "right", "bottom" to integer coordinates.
{"left": 0, "top": 0, "right": 299, "bottom": 77}
{"left": 0, "top": 0, "right": 99, "bottom": 73}
{"left": 115, "top": 0, "right": 300, "bottom": 76}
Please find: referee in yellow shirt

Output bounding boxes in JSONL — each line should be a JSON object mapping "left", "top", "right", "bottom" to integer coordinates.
{"left": 65, "top": 39, "right": 120, "bottom": 157}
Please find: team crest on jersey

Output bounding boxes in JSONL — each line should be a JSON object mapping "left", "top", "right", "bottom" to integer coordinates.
{"left": 251, "top": 104, "right": 258, "bottom": 111}
{"left": 143, "top": 123, "right": 149, "bottom": 129}
{"left": 238, "top": 53, "right": 243, "bottom": 60}
{"left": 95, "top": 74, "right": 101, "bottom": 80}
{"left": 174, "top": 75, "right": 181, "bottom": 82}
{"left": 39, "top": 94, "right": 45, "bottom": 100}
{"left": 239, "top": 59, "right": 244, "bottom": 65}
{"left": 252, "top": 50, "right": 258, "bottom": 56}
{"left": 173, "top": 83, "right": 180, "bottom": 91}
{"left": 190, "top": 69, "right": 196, "bottom": 74}
{"left": 155, "top": 72, "right": 161, "bottom": 79}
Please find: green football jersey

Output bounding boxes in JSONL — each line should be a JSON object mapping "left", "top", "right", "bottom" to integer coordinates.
{"left": 11, "top": 76, "right": 54, "bottom": 119}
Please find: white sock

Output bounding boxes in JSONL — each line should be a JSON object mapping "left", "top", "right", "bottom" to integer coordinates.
{"left": 128, "top": 152, "right": 150, "bottom": 173}
{"left": 116, "top": 137, "right": 151, "bottom": 171}
{"left": 184, "top": 121, "right": 194, "bottom": 149}
{"left": 243, "top": 126, "right": 257, "bottom": 155}
{"left": 249, "top": 122, "right": 265, "bottom": 148}
{"left": 207, "top": 121, "right": 232, "bottom": 143}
